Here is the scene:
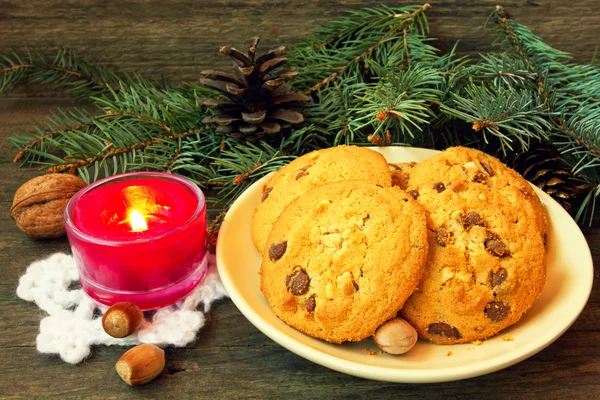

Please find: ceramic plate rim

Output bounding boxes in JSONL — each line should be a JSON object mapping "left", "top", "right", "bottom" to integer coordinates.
{"left": 216, "top": 146, "right": 594, "bottom": 383}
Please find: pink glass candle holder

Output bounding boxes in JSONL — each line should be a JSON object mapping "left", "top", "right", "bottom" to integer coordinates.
{"left": 64, "top": 172, "right": 208, "bottom": 310}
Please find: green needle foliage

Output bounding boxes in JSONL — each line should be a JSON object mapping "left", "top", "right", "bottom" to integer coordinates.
{"left": 1, "top": 46, "right": 122, "bottom": 98}
{"left": 488, "top": 6, "right": 600, "bottom": 224}
{"left": 2, "top": 3, "right": 599, "bottom": 226}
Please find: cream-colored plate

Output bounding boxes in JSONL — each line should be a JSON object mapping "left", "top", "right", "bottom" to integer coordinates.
{"left": 216, "top": 147, "right": 593, "bottom": 383}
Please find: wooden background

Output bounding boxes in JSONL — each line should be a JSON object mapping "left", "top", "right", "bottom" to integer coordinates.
{"left": 1, "top": 1, "right": 600, "bottom": 399}
{"left": 1, "top": 0, "right": 599, "bottom": 93}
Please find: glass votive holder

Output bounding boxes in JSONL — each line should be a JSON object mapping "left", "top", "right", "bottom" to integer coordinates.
{"left": 64, "top": 172, "right": 208, "bottom": 310}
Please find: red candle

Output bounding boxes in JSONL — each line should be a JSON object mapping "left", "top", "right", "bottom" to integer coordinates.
{"left": 64, "top": 172, "right": 207, "bottom": 310}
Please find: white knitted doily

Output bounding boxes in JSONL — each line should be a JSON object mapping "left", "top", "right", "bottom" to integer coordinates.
{"left": 16, "top": 252, "right": 228, "bottom": 364}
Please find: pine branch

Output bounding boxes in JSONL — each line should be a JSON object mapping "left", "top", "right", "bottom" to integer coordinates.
{"left": 351, "top": 67, "right": 444, "bottom": 144}
{"left": 289, "top": 3, "right": 431, "bottom": 92}
{"left": 9, "top": 107, "right": 100, "bottom": 164}
{"left": 494, "top": 5, "right": 600, "bottom": 223}
{"left": 441, "top": 83, "right": 551, "bottom": 153}
{"left": 1, "top": 46, "right": 122, "bottom": 98}
{"left": 451, "top": 53, "right": 536, "bottom": 91}
{"left": 295, "top": 4, "right": 439, "bottom": 147}
{"left": 6, "top": 4, "right": 600, "bottom": 228}
{"left": 303, "top": 77, "right": 367, "bottom": 146}
{"left": 47, "top": 127, "right": 211, "bottom": 175}
{"left": 208, "top": 142, "right": 296, "bottom": 206}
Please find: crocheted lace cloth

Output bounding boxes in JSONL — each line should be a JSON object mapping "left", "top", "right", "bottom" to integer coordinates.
{"left": 16, "top": 253, "right": 228, "bottom": 364}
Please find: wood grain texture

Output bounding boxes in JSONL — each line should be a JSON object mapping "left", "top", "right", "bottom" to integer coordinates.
{"left": 0, "top": 98, "right": 599, "bottom": 399}
{"left": 1, "top": 0, "right": 599, "bottom": 95}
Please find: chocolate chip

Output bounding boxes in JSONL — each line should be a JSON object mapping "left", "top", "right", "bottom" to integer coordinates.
{"left": 472, "top": 171, "right": 487, "bottom": 183}
{"left": 269, "top": 241, "right": 287, "bottom": 261}
{"left": 485, "top": 301, "right": 510, "bottom": 322}
{"left": 261, "top": 187, "right": 273, "bottom": 202}
{"left": 461, "top": 211, "right": 485, "bottom": 230}
{"left": 304, "top": 295, "right": 316, "bottom": 312}
{"left": 486, "top": 231, "right": 499, "bottom": 240}
{"left": 295, "top": 166, "right": 311, "bottom": 180}
{"left": 491, "top": 268, "right": 508, "bottom": 287}
{"left": 353, "top": 281, "right": 359, "bottom": 291}
{"left": 481, "top": 162, "right": 494, "bottom": 177}
{"left": 407, "top": 190, "right": 419, "bottom": 199}
{"left": 542, "top": 233, "right": 548, "bottom": 246}
{"left": 286, "top": 268, "right": 310, "bottom": 295}
{"left": 428, "top": 323, "right": 460, "bottom": 339}
{"left": 388, "top": 163, "right": 401, "bottom": 170}
{"left": 436, "top": 227, "right": 452, "bottom": 247}
{"left": 484, "top": 231, "right": 509, "bottom": 257}
{"left": 433, "top": 182, "right": 446, "bottom": 193}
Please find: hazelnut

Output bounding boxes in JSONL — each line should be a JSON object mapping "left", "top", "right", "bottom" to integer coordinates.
{"left": 102, "top": 302, "right": 144, "bottom": 338}
{"left": 116, "top": 344, "right": 165, "bottom": 386}
{"left": 373, "top": 317, "right": 418, "bottom": 355}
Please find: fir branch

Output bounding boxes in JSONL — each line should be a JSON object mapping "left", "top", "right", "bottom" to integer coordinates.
{"left": 333, "top": 81, "right": 351, "bottom": 140}
{"left": 351, "top": 67, "right": 443, "bottom": 144}
{"left": 13, "top": 123, "right": 93, "bottom": 163}
{"left": 103, "top": 110, "right": 173, "bottom": 134}
{"left": 289, "top": 3, "right": 432, "bottom": 92}
{"left": 494, "top": 5, "right": 600, "bottom": 222}
{"left": 302, "top": 24, "right": 403, "bottom": 95}
{"left": 47, "top": 127, "right": 210, "bottom": 175}
{"left": 208, "top": 142, "right": 296, "bottom": 206}
{"left": 6, "top": 4, "right": 600, "bottom": 228}
{"left": 135, "top": 130, "right": 225, "bottom": 187}
{"left": 451, "top": 53, "right": 536, "bottom": 91}
{"left": 441, "top": 83, "right": 551, "bottom": 152}
{"left": 310, "top": 5, "right": 427, "bottom": 52}
{"left": 295, "top": 3, "right": 439, "bottom": 148}
{"left": 1, "top": 46, "right": 122, "bottom": 98}
{"left": 9, "top": 107, "right": 99, "bottom": 164}
{"left": 302, "top": 77, "right": 367, "bottom": 146}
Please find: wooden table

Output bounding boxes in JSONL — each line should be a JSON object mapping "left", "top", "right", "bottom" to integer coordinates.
{"left": 1, "top": 98, "right": 599, "bottom": 399}
{"left": 2, "top": 0, "right": 600, "bottom": 396}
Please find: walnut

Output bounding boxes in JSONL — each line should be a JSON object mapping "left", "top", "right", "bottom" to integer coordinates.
{"left": 10, "top": 173, "right": 86, "bottom": 238}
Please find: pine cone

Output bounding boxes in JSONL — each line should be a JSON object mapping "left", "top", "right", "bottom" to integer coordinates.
{"left": 503, "top": 142, "right": 591, "bottom": 213}
{"left": 199, "top": 37, "right": 309, "bottom": 142}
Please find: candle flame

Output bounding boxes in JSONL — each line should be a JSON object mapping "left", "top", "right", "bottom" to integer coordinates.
{"left": 129, "top": 209, "right": 148, "bottom": 232}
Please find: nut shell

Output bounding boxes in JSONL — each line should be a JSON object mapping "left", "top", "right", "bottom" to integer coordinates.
{"left": 102, "top": 302, "right": 144, "bottom": 338}
{"left": 10, "top": 173, "right": 86, "bottom": 238}
{"left": 116, "top": 344, "right": 165, "bottom": 386}
{"left": 373, "top": 317, "right": 418, "bottom": 355}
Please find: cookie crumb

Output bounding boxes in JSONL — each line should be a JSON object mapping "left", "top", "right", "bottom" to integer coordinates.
{"left": 471, "top": 340, "right": 483, "bottom": 346}
{"left": 502, "top": 335, "right": 514, "bottom": 342}
{"left": 364, "top": 348, "right": 377, "bottom": 355}
{"left": 446, "top": 351, "right": 453, "bottom": 357}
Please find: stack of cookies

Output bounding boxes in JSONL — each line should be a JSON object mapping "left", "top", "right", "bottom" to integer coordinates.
{"left": 252, "top": 145, "right": 547, "bottom": 347}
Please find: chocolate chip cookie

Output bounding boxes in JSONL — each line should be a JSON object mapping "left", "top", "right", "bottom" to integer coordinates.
{"left": 407, "top": 146, "right": 548, "bottom": 242}
{"left": 400, "top": 182, "right": 547, "bottom": 344}
{"left": 260, "top": 182, "right": 428, "bottom": 343}
{"left": 252, "top": 145, "right": 392, "bottom": 253}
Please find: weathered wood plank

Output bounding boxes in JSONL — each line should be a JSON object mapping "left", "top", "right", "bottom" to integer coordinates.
{"left": 0, "top": 0, "right": 598, "bottom": 95}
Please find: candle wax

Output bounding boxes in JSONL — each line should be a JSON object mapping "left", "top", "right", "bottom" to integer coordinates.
{"left": 72, "top": 177, "right": 197, "bottom": 240}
